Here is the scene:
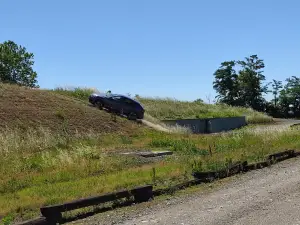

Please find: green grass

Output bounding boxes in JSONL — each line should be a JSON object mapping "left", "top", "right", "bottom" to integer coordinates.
{"left": 137, "top": 97, "right": 273, "bottom": 124}
{"left": 52, "top": 87, "right": 99, "bottom": 101}
{"left": 51, "top": 88, "right": 273, "bottom": 124}
{"left": 1, "top": 123, "right": 300, "bottom": 224}
{"left": 0, "top": 87, "right": 278, "bottom": 224}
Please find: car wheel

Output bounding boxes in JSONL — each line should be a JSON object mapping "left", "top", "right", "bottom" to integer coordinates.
{"left": 95, "top": 101, "right": 104, "bottom": 110}
{"left": 128, "top": 112, "right": 137, "bottom": 120}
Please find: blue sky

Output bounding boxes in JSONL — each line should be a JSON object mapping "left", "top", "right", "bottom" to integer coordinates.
{"left": 1, "top": 0, "right": 300, "bottom": 101}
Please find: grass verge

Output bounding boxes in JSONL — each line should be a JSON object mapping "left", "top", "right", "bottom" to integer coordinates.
{"left": 1, "top": 124, "right": 300, "bottom": 224}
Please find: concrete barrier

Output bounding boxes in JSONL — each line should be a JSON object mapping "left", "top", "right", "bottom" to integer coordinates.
{"left": 162, "top": 116, "right": 247, "bottom": 134}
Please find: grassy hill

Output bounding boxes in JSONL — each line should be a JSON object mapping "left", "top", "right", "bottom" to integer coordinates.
{"left": 0, "top": 84, "right": 142, "bottom": 134}
{"left": 137, "top": 97, "right": 273, "bottom": 124}
{"left": 51, "top": 87, "right": 273, "bottom": 124}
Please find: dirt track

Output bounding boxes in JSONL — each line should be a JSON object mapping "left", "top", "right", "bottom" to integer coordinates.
{"left": 73, "top": 156, "right": 300, "bottom": 225}
{"left": 140, "top": 119, "right": 171, "bottom": 133}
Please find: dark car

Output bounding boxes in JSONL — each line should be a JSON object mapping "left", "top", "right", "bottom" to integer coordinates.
{"left": 89, "top": 93, "right": 145, "bottom": 120}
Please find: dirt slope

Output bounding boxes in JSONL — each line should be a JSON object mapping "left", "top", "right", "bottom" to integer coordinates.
{"left": 0, "top": 84, "right": 142, "bottom": 134}
{"left": 141, "top": 119, "right": 171, "bottom": 133}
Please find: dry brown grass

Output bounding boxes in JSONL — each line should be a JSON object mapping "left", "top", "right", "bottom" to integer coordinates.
{"left": 0, "top": 84, "right": 143, "bottom": 135}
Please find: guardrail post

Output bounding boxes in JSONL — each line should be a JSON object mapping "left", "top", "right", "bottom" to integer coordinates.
{"left": 132, "top": 185, "right": 153, "bottom": 203}
{"left": 40, "top": 209, "right": 62, "bottom": 224}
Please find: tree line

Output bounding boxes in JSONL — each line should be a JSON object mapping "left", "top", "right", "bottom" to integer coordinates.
{"left": 213, "top": 55, "right": 300, "bottom": 118}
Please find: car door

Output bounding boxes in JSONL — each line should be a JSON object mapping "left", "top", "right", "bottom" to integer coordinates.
{"left": 119, "top": 97, "right": 135, "bottom": 115}
{"left": 102, "top": 95, "right": 114, "bottom": 109}
{"left": 109, "top": 95, "right": 124, "bottom": 113}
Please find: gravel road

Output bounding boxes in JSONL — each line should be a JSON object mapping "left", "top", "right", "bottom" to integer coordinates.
{"left": 122, "top": 157, "right": 300, "bottom": 225}
{"left": 72, "top": 156, "right": 300, "bottom": 225}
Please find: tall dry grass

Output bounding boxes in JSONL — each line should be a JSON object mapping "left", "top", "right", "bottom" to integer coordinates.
{"left": 2, "top": 124, "right": 300, "bottom": 223}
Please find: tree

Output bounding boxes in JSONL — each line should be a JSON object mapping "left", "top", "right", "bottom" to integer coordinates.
{"left": 0, "top": 40, "right": 38, "bottom": 87}
{"left": 271, "top": 79, "right": 283, "bottom": 107}
{"left": 213, "top": 61, "right": 240, "bottom": 105}
{"left": 194, "top": 98, "right": 204, "bottom": 103}
{"left": 279, "top": 76, "right": 300, "bottom": 117}
{"left": 213, "top": 55, "right": 268, "bottom": 111}
{"left": 237, "top": 55, "right": 268, "bottom": 110}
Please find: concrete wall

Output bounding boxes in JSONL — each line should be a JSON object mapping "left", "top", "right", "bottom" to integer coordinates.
{"left": 209, "top": 117, "right": 247, "bottom": 133}
{"left": 162, "top": 119, "right": 207, "bottom": 133}
{"left": 162, "top": 116, "right": 247, "bottom": 134}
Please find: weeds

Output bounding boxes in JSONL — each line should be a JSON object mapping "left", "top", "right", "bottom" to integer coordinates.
{"left": 2, "top": 126, "right": 300, "bottom": 223}
{"left": 191, "top": 159, "right": 203, "bottom": 173}
{"left": 120, "top": 135, "right": 133, "bottom": 144}
{"left": 1, "top": 214, "right": 14, "bottom": 225}
{"left": 149, "top": 138, "right": 205, "bottom": 155}
{"left": 53, "top": 87, "right": 99, "bottom": 101}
